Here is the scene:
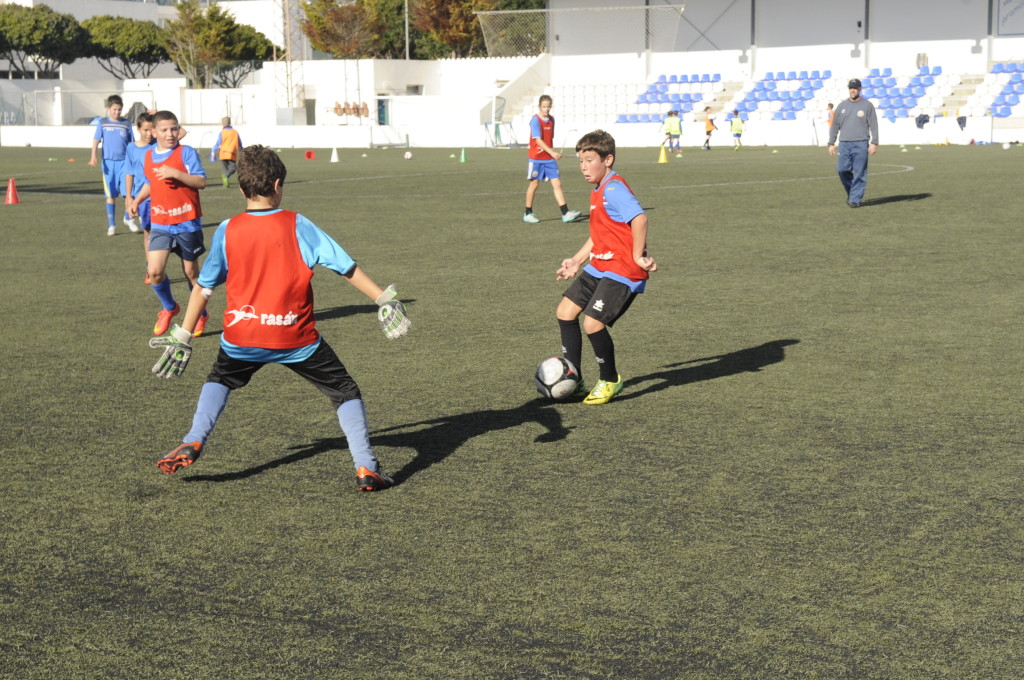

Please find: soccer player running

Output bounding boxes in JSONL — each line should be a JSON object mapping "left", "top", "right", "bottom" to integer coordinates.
{"left": 124, "top": 112, "right": 157, "bottom": 282}
{"left": 130, "top": 110, "right": 210, "bottom": 337}
{"left": 523, "top": 94, "right": 582, "bottom": 224}
{"left": 148, "top": 145, "right": 410, "bottom": 491}
{"left": 828, "top": 78, "right": 879, "bottom": 208}
{"left": 554, "top": 130, "right": 657, "bottom": 405}
{"left": 88, "top": 94, "right": 135, "bottom": 236}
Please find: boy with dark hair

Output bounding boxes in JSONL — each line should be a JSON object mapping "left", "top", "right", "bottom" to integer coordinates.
{"left": 523, "top": 94, "right": 581, "bottom": 224}
{"left": 124, "top": 112, "right": 156, "bottom": 282}
{"left": 554, "top": 130, "right": 657, "bottom": 405}
{"left": 88, "top": 94, "right": 135, "bottom": 236}
{"left": 702, "top": 106, "right": 717, "bottom": 150}
{"left": 130, "top": 110, "right": 210, "bottom": 337}
{"left": 149, "top": 145, "right": 411, "bottom": 492}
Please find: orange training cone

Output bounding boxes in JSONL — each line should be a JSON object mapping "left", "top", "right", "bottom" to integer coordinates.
{"left": 5, "top": 178, "right": 19, "bottom": 205}
{"left": 657, "top": 146, "right": 668, "bottom": 164}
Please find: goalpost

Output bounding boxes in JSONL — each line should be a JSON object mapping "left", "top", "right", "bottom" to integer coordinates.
{"left": 476, "top": 5, "right": 685, "bottom": 58}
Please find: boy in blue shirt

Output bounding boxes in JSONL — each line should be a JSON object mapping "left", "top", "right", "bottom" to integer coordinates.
{"left": 89, "top": 94, "right": 135, "bottom": 236}
{"left": 124, "top": 111, "right": 156, "bottom": 282}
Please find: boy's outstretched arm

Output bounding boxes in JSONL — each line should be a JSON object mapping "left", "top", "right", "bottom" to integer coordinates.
{"left": 344, "top": 265, "right": 411, "bottom": 340}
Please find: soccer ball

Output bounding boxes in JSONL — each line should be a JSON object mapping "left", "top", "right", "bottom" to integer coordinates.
{"left": 404, "top": 151, "right": 413, "bottom": 160}
{"left": 534, "top": 356, "right": 580, "bottom": 400}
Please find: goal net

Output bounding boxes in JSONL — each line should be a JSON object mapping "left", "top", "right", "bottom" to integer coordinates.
{"left": 476, "top": 5, "right": 685, "bottom": 58}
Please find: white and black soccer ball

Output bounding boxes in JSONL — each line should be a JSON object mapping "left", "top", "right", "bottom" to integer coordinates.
{"left": 534, "top": 356, "right": 580, "bottom": 400}
{"left": 404, "top": 151, "right": 413, "bottom": 160}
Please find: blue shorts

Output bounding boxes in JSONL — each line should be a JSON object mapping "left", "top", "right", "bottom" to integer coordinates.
{"left": 148, "top": 228, "right": 206, "bottom": 262}
{"left": 136, "top": 197, "right": 151, "bottom": 230}
{"left": 102, "top": 159, "right": 126, "bottom": 199}
{"left": 527, "top": 159, "right": 560, "bottom": 182}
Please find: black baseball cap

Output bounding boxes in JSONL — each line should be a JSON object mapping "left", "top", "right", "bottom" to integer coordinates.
{"left": 848, "top": 78, "right": 862, "bottom": 89}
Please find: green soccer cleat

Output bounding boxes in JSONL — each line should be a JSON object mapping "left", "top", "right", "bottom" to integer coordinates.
{"left": 582, "top": 375, "right": 624, "bottom": 405}
{"left": 571, "top": 380, "right": 588, "bottom": 399}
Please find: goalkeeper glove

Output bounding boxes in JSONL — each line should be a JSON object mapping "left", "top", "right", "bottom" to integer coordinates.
{"left": 375, "top": 284, "right": 411, "bottom": 340}
{"left": 149, "top": 324, "right": 194, "bottom": 378}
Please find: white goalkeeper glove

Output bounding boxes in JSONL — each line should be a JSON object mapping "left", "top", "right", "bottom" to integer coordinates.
{"left": 149, "top": 324, "right": 194, "bottom": 378}
{"left": 375, "top": 284, "right": 411, "bottom": 340}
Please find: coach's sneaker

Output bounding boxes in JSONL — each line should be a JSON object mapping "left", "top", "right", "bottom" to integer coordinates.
{"left": 562, "top": 209, "right": 582, "bottom": 223}
{"left": 153, "top": 302, "right": 181, "bottom": 336}
{"left": 221, "top": 174, "right": 229, "bottom": 188}
{"left": 523, "top": 213, "right": 540, "bottom": 224}
{"left": 582, "top": 375, "right": 624, "bottom": 405}
{"left": 157, "top": 442, "right": 202, "bottom": 475}
{"left": 124, "top": 215, "right": 140, "bottom": 233}
{"left": 193, "top": 311, "right": 209, "bottom": 338}
{"left": 356, "top": 465, "right": 395, "bottom": 492}
{"left": 107, "top": 225, "right": 116, "bottom": 237}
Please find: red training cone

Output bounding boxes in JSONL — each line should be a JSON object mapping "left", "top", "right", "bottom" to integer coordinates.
{"left": 5, "top": 178, "right": 19, "bottom": 205}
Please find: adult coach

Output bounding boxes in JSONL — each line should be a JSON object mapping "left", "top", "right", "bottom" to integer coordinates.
{"left": 828, "top": 78, "right": 879, "bottom": 208}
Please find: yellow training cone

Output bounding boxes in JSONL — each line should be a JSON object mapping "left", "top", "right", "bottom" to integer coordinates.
{"left": 657, "top": 146, "right": 668, "bottom": 164}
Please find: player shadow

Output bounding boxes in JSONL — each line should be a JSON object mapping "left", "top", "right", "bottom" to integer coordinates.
{"left": 20, "top": 181, "right": 102, "bottom": 195}
{"left": 313, "top": 299, "right": 417, "bottom": 322}
{"left": 181, "top": 399, "right": 571, "bottom": 485}
{"left": 860, "top": 193, "right": 932, "bottom": 206}
{"left": 616, "top": 338, "right": 799, "bottom": 402}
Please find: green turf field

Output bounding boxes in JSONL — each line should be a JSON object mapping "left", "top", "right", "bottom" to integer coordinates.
{"left": 1, "top": 141, "right": 1022, "bottom": 679}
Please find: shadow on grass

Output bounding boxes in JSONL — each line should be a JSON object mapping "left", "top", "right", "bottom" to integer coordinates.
{"left": 182, "top": 398, "right": 569, "bottom": 484}
{"left": 314, "top": 300, "right": 417, "bottom": 323}
{"left": 617, "top": 339, "right": 800, "bottom": 402}
{"left": 861, "top": 193, "right": 932, "bottom": 206}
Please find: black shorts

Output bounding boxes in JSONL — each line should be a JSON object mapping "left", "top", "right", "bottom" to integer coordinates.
{"left": 562, "top": 271, "right": 637, "bottom": 327}
{"left": 206, "top": 339, "right": 361, "bottom": 409}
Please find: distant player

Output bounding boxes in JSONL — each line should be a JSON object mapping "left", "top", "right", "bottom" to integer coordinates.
{"left": 730, "top": 110, "right": 744, "bottom": 150}
{"left": 88, "top": 94, "right": 135, "bottom": 236}
{"left": 702, "top": 106, "right": 717, "bottom": 150}
{"left": 148, "top": 145, "right": 410, "bottom": 492}
{"left": 553, "top": 130, "right": 657, "bottom": 405}
{"left": 124, "top": 112, "right": 157, "bottom": 282}
{"left": 130, "top": 110, "right": 210, "bottom": 337}
{"left": 211, "top": 116, "right": 243, "bottom": 188}
{"left": 661, "top": 109, "right": 681, "bottom": 153}
{"left": 523, "top": 94, "right": 582, "bottom": 224}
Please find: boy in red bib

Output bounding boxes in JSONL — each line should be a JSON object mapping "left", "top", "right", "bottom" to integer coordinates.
{"left": 554, "top": 130, "right": 657, "bottom": 405}
{"left": 148, "top": 145, "right": 410, "bottom": 491}
{"left": 131, "top": 110, "right": 210, "bottom": 337}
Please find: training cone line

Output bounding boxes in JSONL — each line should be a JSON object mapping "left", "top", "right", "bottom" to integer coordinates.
{"left": 330, "top": 147, "right": 339, "bottom": 163}
{"left": 657, "top": 146, "right": 668, "bottom": 164}
{"left": 5, "top": 178, "right": 19, "bottom": 205}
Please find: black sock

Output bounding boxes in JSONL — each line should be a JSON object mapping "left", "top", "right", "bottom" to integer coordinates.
{"left": 525, "top": 207, "right": 533, "bottom": 215}
{"left": 558, "top": 319, "right": 583, "bottom": 382}
{"left": 559, "top": 204, "right": 569, "bottom": 215}
{"left": 586, "top": 328, "right": 617, "bottom": 382}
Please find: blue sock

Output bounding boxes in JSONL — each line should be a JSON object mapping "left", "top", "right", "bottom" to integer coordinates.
{"left": 337, "top": 399, "right": 377, "bottom": 471}
{"left": 105, "top": 202, "right": 115, "bottom": 227}
{"left": 151, "top": 278, "right": 176, "bottom": 310}
{"left": 184, "top": 382, "right": 230, "bottom": 444}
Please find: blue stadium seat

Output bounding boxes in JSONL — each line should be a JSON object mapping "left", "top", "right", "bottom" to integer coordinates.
{"left": 811, "top": 70, "right": 821, "bottom": 79}
{"left": 885, "top": 77, "right": 896, "bottom": 88}
{"left": 681, "top": 103, "right": 693, "bottom": 113}
{"left": 787, "top": 71, "right": 797, "bottom": 80}
{"left": 993, "top": 63, "right": 1005, "bottom": 74}
{"left": 879, "top": 98, "right": 891, "bottom": 108}
{"left": 639, "top": 113, "right": 651, "bottom": 123}
{"left": 657, "top": 74, "right": 667, "bottom": 83}
{"left": 764, "top": 80, "right": 777, "bottom": 90}
{"left": 896, "top": 108, "right": 908, "bottom": 118}
{"left": 792, "top": 101, "right": 805, "bottom": 111}
{"left": 616, "top": 114, "right": 629, "bottom": 124}
{"left": 882, "top": 67, "right": 892, "bottom": 77}
{"left": 754, "top": 81, "right": 765, "bottom": 91}
{"left": 781, "top": 100, "right": 793, "bottom": 111}
{"left": 932, "top": 66, "right": 943, "bottom": 75}
{"left": 668, "top": 75, "right": 677, "bottom": 84}
{"left": 690, "top": 74, "right": 700, "bottom": 83}
{"left": 918, "top": 65, "right": 930, "bottom": 75}
{"left": 822, "top": 70, "right": 832, "bottom": 78}
{"left": 869, "top": 68, "right": 880, "bottom": 77}
{"left": 712, "top": 74, "right": 721, "bottom": 82}
{"left": 784, "top": 111, "right": 796, "bottom": 120}
{"left": 800, "top": 80, "right": 812, "bottom": 89}
{"left": 740, "top": 112, "right": 749, "bottom": 121}
{"left": 779, "top": 90, "right": 791, "bottom": 100}
{"left": 627, "top": 114, "right": 639, "bottom": 123}
{"left": 912, "top": 86, "right": 925, "bottom": 97}
{"left": 1011, "top": 73, "right": 1023, "bottom": 84}
{"left": 775, "top": 71, "right": 786, "bottom": 80}
{"left": 669, "top": 93, "right": 681, "bottom": 102}
{"left": 1009, "top": 94, "right": 1020, "bottom": 106}
{"left": 885, "top": 109, "right": 897, "bottom": 121}
{"left": 811, "top": 79, "right": 823, "bottom": 89}
{"left": 767, "top": 91, "right": 779, "bottom": 101}
{"left": 862, "top": 87, "right": 874, "bottom": 98}
{"left": 994, "top": 95, "right": 1006, "bottom": 106}
{"left": 799, "top": 71, "right": 808, "bottom": 79}
{"left": 922, "top": 75, "right": 935, "bottom": 87}
{"left": 903, "top": 97, "right": 917, "bottom": 108}
{"left": 700, "top": 73, "right": 711, "bottom": 83}
{"left": 764, "top": 72, "right": 774, "bottom": 81}
{"left": 910, "top": 76, "right": 922, "bottom": 86}
{"left": 754, "top": 90, "right": 767, "bottom": 101}
{"left": 772, "top": 111, "right": 784, "bottom": 120}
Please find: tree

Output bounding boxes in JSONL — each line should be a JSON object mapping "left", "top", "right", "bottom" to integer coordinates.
{"left": 82, "top": 16, "right": 168, "bottom": 80}
{"left": 164, "top": 0, "right": 275, "bottom": 89}
{"left": 301, "top": 0, "right": 375, "bottom": 58}
{"left": 214, "top": 23, "right": 276, "bottom": 88}
{"left": 0, "top": 3, "right": 89, "bottom": 78}
{"left": 412, "top": 0, "right": 495, "bottom": 59}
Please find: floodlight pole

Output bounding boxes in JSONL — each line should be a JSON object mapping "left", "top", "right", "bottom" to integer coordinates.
{"left": 405, "top": 0, "right": 410, "bottom": 60}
